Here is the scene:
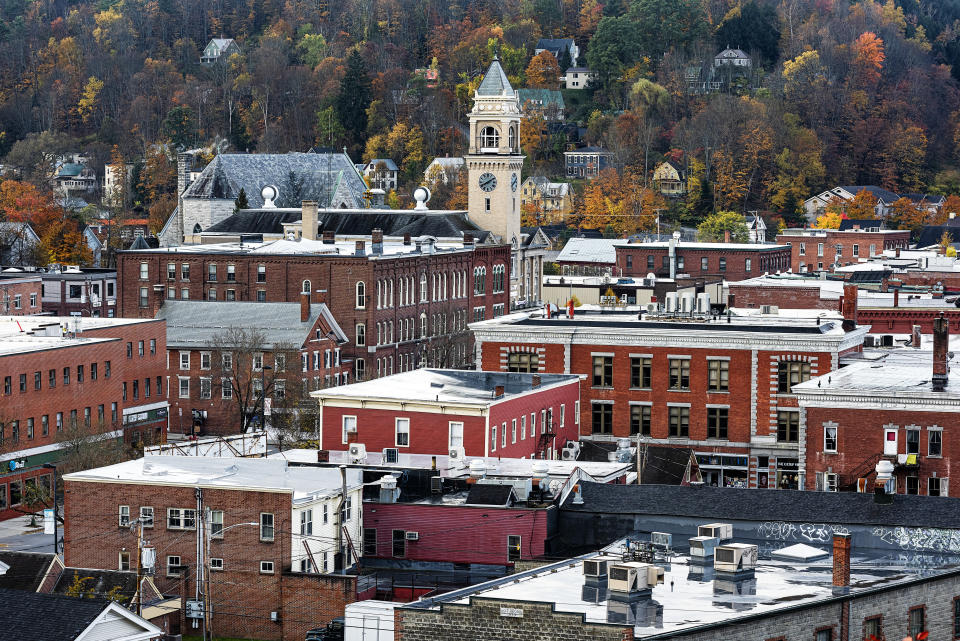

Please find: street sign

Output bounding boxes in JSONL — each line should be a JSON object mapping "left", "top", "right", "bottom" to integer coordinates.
{"left": 43, "top": 509, "right": 54, "bottom": 535}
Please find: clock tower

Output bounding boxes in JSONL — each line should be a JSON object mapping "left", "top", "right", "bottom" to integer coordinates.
{"left": 465, "top": 57, "right": 524, "bottom": 246}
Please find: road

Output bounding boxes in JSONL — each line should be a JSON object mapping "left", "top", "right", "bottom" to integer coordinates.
{"left": 0, "top": 513, "right": 59, "bottom": 554}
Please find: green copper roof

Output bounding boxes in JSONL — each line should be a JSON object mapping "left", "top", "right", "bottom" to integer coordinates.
{"left": 477, "top": 57, "right": 514, "bottom": 97}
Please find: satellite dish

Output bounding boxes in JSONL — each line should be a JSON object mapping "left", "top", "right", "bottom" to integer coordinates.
{"left": 548, "top": 479, "right": 564, "bottom": 495}
{"left": 261, "top": 185, "right": 279, "bottom": 208}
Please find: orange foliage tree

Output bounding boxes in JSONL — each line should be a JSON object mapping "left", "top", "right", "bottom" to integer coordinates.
{"left": 887, "top": 197, "right": 928, "bottom": 234}
{"left": 853, "top": 32, "right": 885, "bottom": 87}
{"left": 579, "top": 168, "right": 663, "bottom": 236}
{"left": 525, "top": 51, "right": 561, "bottom": 89}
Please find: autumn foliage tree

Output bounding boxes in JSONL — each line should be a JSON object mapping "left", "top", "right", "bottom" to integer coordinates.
{"left": 579, "top": 168, "right": 663, "bottom": 236}
{"left": 525, "top": 51, "right": 561, "bottom": 89}
{"left": 696, "top": 210, "right": 749, "bottom": 243}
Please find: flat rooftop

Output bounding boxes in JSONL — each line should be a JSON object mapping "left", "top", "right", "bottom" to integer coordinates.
{"left": 0, "top": 316, "right": 156, "bottom": 357}
{"left": 121, "top": 236, "right": 476, "bottom": 258}
{"left": 616, "top": 241, "right": 789, "bottom": 251}
{"left": 410, "top": 537, "right": 955, "bottom": 637}
{"left": 311, "top": 369, "right": 579, "bottom": 405}
{"left": 730, "top": 275, "right": 955, "bottom": 307}
{"left": 64, "top": 456, "right": 362, "bottom": 502}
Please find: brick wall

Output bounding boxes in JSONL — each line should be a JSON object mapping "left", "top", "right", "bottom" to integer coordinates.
{"left": 615, "top": 246, "right": 792, "bottom": 282}
{"left": 280, "top": 572, "right": 358, "bottom": 641}
{"left": 0, "top": 277, "right": 42, "bottom": 314}
{"left": 776, "top": 230, "right": 909, "bottom": 273}
{"left": 727, "top": 284, "right": 830, "bottom": 310}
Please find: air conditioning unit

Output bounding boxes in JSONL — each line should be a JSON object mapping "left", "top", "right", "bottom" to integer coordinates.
{"left": 582, "top": 555, "right": 617, "bottom": 580}
{"left": 449, "top": 446, "right": 466, "bottom": 461}
{"left": 430, "top": 476, "right": 443, "bottom": 494}
{"left": 561, "top": 448, "right": 577, "bottom": 461}
{"left": 349, "top": 443, "right": 367, "bottom": 463}
{"left": 607, "top": 562, "right": 663, "bottom": 596}
{"left": 760, "top": 305, "right": 779, "bottom": 315}
{"left": 650, "top": 532, "right": 672, "bottom": 549}
{"left": 405, "top": 531, "right": 419, "bottom": 541}
{"left": 714, "top": 543, "right": 758, "bottom": 573}
{"left": 681, "top": 292, "right": 696, "bottom": 313}
{"left": 645, "top": 302, "right": 658, "bottom": 314}
{"left": 881, "top": 334, "right": 894, "bottom": 347}
{"left": 696, "top": 292, "right": 711, "bottom": 314}
{"left": 688, "top": 536, "right": 720, "bottom": 561}
{"left": 698, "top": 523, "right": 733, "bottom": 541}
{"left": 665, "top": 292, "right": 678, "bottom": 313}
{"left": 382, "top": 448, "right": 399, "bottom": 464}
{"left": 863, "top": 336, "right": 877, "bottom": 348}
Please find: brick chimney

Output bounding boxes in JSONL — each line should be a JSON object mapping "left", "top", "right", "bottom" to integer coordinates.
{"left": 372, "top": 228, "right": 384, "bottom": 255}
{"left": 494, "top": 385, "right": 505, "bottom": 398}
{"left": 532, "top": 374, "right": 541, "bottom": 388}
{"left": 912, "top": 324, "right": 922, "bottom": 349}
{"left": 355, "top": 240, "right": 366, "bottom": 256}
{"left": 723, "top": 229, "right": 731, "bottom": 243}
{"left": 300, "top": 291, "right": 310, "bottom": 322}
{"left": 841, "top": 283, "right": 858, "bottom": 332}
{"left": 832, "top": 533, "right": 851, "bottom": 595}
{"left": 152, "top": 284, "right": 165, "bottom": 316}
{"left": 895, "top": 247, "right": 901, "bottom": 258}
{"left": 322, "top": 230, "right": 335, "bottom": 244}
{"left": 893, "top": 288, "right": 899, "bottom": 307}
{"left": 301, "top": 200, "right": 319, "bottom": 241}
{"left": 463, "top": 232, "right": 474, "bottom": 248}
{"left": 933, "top": 312, "right": 949, "bottom": 391}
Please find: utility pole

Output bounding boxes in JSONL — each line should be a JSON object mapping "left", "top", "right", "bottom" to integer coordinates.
{"left": 194, "top": 487, "right": 209, "bottom": 641}
{"left": 205, "top": 507, "right": 213, "bottom": 641}
{"left": 131, "top": 517, "right": 144, "bottom": 617}
{"left": 42, "top": 464, "right": 57, "bottom": 555}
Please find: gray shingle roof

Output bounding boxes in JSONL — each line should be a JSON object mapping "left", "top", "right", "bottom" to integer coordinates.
{"left": 206, "top": 209, "right": 303, "bottom": 234}
{"left": 0, "top": 588, "right": 112, "bottom": 641}
{"left": 477, "top": 58, "right": 514, "bottom": 97}
{"left": 839, "top": 185, "right": 899, "bottom": 204}
{"left": 318, "top": 210, "right": 489, "bottom": 241}
{"left": 0, "top": 552, "right": 56, "bottom": 592}
{"left": 156, "top": 301, "right": 346, "bottom": 349}
{"left": 563, "top": 482, "right": 960, "bottom": 529}
{"left": 182, "top": 152, "right": 368, "bottom": 209}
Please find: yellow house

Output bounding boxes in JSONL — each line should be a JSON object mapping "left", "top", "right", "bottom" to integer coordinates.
{"left": 520, "top": 176, "right": 574, "bottom": 223}
{"left": 652, "top": 161, "right": 688, "bottom": 197}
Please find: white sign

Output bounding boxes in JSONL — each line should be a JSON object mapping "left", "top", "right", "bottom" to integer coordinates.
{"left": 264, "top": 397, "right": 272, "bottom": 416}
{"left": 43, "top": 509, "right": 54, "bottom": 535}
{"left": 499, "top": 607, "right": 523, "bottom": 618}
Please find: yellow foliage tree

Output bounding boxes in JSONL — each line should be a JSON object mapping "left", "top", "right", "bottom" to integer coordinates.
{"left": 814, "top": 212, "right": 843, "bottom": 229}
{"left": 77, "top": 77, "right": 103, "bottom": 123}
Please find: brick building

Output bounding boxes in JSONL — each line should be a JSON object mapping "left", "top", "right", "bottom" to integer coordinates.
{"left": 471, "top": 306, "right": 866, "bottom": 489}
{"left": 34, "top": 267, "right": 118, "bottom": 317}
{"left": 63, "top": 456, "right": 364, "bottom": 641}
{"left": 117, "top": 235, "right": 511, "bottom": 381}
{"left": 614, "top": 239, "right": 792, "bottom": 282}
{"left": 776, "top": 227, "right": 910, "bottom": 273}
{"left": 312, "top": 369, "right": 581, "bottom": 459}
{"left": 0, "top": 275, "right": 42, "bottom": 315}
{"left": 156, "top": 298, "right": 349, "bottom": 435}
{"left": 0, "top": 315, "right": 168, "bottom": 520}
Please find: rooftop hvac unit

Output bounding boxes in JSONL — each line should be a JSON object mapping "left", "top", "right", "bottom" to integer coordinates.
{"left": 863, "top": 335, "right": 877, "bottom": 348}
{"left": 714, "top": 543, "right": 758, "bottom": 574}
{"left": 430, "top": 476, "right": 443, "bottom": 494}
{"left": 760, "top": 305, "right": 779, "bottom": 315}
{"left": 582, "top": 555, "right": 618, "bottom": 582}
{"left": 449, "top": 446, "right": 466, "bottom": 461}
{"left": 405, "top": 531, "right": 419, "bottom": 541}
{"left": 681, "top": 292, "right": 696, "bottom": 313}
{"left": 348, "top": 443, "right": 367, "bottom": 463}
{"left": 650, "top": 532, "right": 672, "bottom": 549}
{"left": 698, "top": 523, "right": 733, "bottom": 541}
{"left": 478, "top": 477, "right": 533, "bottom": 501}
{"left": 607, "top": 562, "right": 663, "bottom": 597}
{"left": 688, "top": 536, "right": 720, "bottom": 561}
{"left": 696, "top": 293, "right": 711, "bottom": 314}
{"left": 665, "top": 292, "right": 679, "bottom": 313}
{"left": 881, "top": 334, "right": 894, "bottom": 347}
{"left": 561, "top": 448, "right": 577, "bottom": 461}
{"left": 382, "top": 448, "right": 399, "bottom": 464}
{"left": 645, "top": 302, "right": 658, "bottom": 315}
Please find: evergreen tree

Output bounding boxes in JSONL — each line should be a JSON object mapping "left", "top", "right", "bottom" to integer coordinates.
{"left": 335, "top": 50, "right": 372, "bottom": 141}
{"left": 234, "top": 188, "right": 249, "bottom": 212}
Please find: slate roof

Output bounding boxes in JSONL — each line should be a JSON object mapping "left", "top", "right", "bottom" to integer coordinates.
{"left": 206, "top": 209, "right": 303, "bottom": 234}
{"left": 536, "top": 38, "right": 575, "bottom": 55}
{"left": 182, "top": 152, "right": 368, "bottom": 209}
{"left": 53, "top": 568, "right": 138, "bottom": 604}
{"left": 318, "top": 210, "right": 489, "bottom": 241}
{"left": 839, "top": 186, "right": 899, "bottom": 203}
{"left": 563, "top": 482, "right": 960, "bottom": 528}
{"left": 0, "top": 587, "right": 113, "bottom": 641}
{"left": 127, "top": 235, "right": 159, "bottom": 250}
{"left": 916, "top": 225, "right": 960, "bottom": 248}
{"left": 477, "top": 57, "right": 514, "bottom": 97}
{"left": 156, "top": 301, "right": 347, "bottom": 349}
{"left": 902, "top": 193, "right": 945, "bottom": 205}
{"left": 0, "top": 552, "right": 57, "bottom": 591}
{"left": 365, "top": 159, "right": 399, "bottom": 172}
{"left": 465, "top": 484, "right": 516, "bottom": 506}
{"left": 517, "top": 89, "right": 565, "bottom": 110}
{"left": 715, "top": 47, "right": 750, "bottom": 59}
{"left": 838, "top": 218, "right": 883, "bottom": 231}
{"left": 55, "top": 163, "right": 85, "bottom": 177}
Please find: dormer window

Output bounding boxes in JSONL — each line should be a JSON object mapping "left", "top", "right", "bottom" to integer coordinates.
{"left": 480, "top": 126, "right": 499, "bottom": 151}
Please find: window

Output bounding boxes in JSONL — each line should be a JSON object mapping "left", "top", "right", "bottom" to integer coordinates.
{"left": 226, "top": 264, "right": 236, "bottom": 282}
{"left": 77, "top": 365, "right": 84, "bottom": 383}
{"left": 707, "top": 407, "right": 728, "bottom": 439}
{"left": 647, "top": 255, "right": 655, "bottom": 269}
{"left": 260, "top": 561, "right": 275, "bottom": 574}
{"left": 199, "top": 378, "right": 211, "bottom": 399}
{"left": 745, "top": 258, "right": 752, "bottom": 272}
{"left": 167, "top": 556, "right": 182, "bottom": 577}
{"left": 342, "top": 415, "right": 357, "bottom": 443}
{"left": 718, "top": 257, "right": 726, "bottom": 272}
{"left": 356, "top": 281, "right": 366, "bottom": 308}
{"left": 777, "top": 361, "right": 810, "bottom": 393}
{"left": 210, "top": 558, "right": 224, "bottom": 571}
{"left": 41, "top": 415, "right": 48, "bottom": 436}
{"left": 473, "top": 267, "right": 486, "bottom": 295}
{"left": 33, "top": 371, "right": 41, "bottom": 390}
{"left": 669, "top": 406, "right": 689, "bottom": 437}
{"left": 140, "top": 506, "right": 154, "bottom": 528}
{"left": 260, "top": 513, "right": 275, "bottom": 541}
{"left": 178, "top": 377, "right": 189, "bottom": 398}
{"left": 210, "top": 510, "right": 223, "bottom": 538}
{"left": 356, "top": 323, "right": 365, "bottom": 346}
{"left": 815, "top": 628, "right": 832, "bottom": 641}
{"left": 181, "top": 263, "right": 190, "bottom": 280}
{"left": 507, "top": 535, "right": 521, "bottom": 561}
{"left": 863, "top": 616, "right": 881, "bottom": 640}
{"left": 138, "top": 287, "right": 148, "bottom": 306}
{"left": 852, "top": 244, "right": 860, "bottom": 257}
{"left": 929, "top": 429, "right": 942, "bottom": 457}
{"left": 396, "top": 418, "right": 410, "bottom": 447}
{"left": 200, "top": 352, "right": 211, "bottom": 370}
{"left": 777, "top": 411, "right": 799, "bottom": 442}
{"left": 392, "top": 529, "right": 406, "bottom": 557}
{"left": 257, "top": 264, "right": 266, "bottom": 282}
{"left": 364, "top": 529, "right": 377, "bottom": 556}
{"left": 502, "top": 421, "right": 507, "bottom": 448}
{"left": 300, "top": 509, "right": 313, "bottom": 535}
{"left": 345, "top": 496, "right": 353, "bottom": 521}
{"left": 928, "top": 477, "right": 944, "bottom": 497}
{"left": 2, "top": 376, "right": 8, "bottom": 394}
{"left": 669, "top": 358, "right": 690, "bottom": 390}
{"left": 592, "top": 355, "right": 612, "bottom": 387}
{"left": 507, "top": 352, "right": 539, "bottom": 372}
{"left": 954, "top": 598, "right": 960, "bottom": 637}
{"left": 708, "top": 360, "right": 729, "bottom": 391}
{"left": 119, "top": 551, "right": 130, "bottom": 571}
{"left": 630, "top": 405, "right": 651, "bottom": 436}
{"left": 221, "top": 378, "right": 233, "bottom": 399}
{"left": 906, "top": 428, "right": 920, "bottom": 455}
{"left": 356, "top": 359, "right": 365, "bottom": 381}
{"left": 491, "top": 423, "right": 497, "bottom": 452}
{"left": 167, "top": 508, "right": 196, "bottom": 530}
{"left": 824, "top": 425, "right": 838, "bottom": 452}
{"left": 592, "top": 403, "right": 613, "bottom": 434}
{"left": 140, "top": 262, "right": 149, "bottom": 280}
{"left": 905, "top": 476, "right": 920, "bottom": 495}
{"left": 105, "top": 361, "right": 111, "bottom": 377}
{"left": 631, "top": 357, "right": 651, "bottom": 388}
{"left": 179, "top": 351, "right": 190, "bottom": 370}
{"left": 909, "top": 607, "right": 925, "bottom": 638}
{"left": 479, "top": 126, "right": 500, "bottom": 149}
{"left": 118, "top": 505, "right": 130, "bottom": 527}
{"left": 701, "top": 257, "right": 708, "bottom": 271}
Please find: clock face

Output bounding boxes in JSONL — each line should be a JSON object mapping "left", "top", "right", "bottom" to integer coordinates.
{"left": 511, "top": 173, "right": 518, "bottom": 192}
{"left": 479, "top": 172, "right": 497, "bottom": 192}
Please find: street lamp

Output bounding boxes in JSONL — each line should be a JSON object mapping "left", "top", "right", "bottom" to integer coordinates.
{"left": 42, "top": 463, "right": 57, "bottom": 555}
{"left": 259, "top": 365, "right": 273, "bottom": 431}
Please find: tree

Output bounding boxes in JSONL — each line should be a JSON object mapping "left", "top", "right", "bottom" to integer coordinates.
{"left": 335, "top": 50, "right": 373, "bottom": 143}
{"left": 526, "top": 51, "right": 561, "bottom": 89}
{"left": 846, "top": 189, "right": 879, "bottom": 219}
{"left": 3, "top": 131, "right": 77, "bottom": 186}
{"left": 586, "top": 17, "right": 644, "bottom": 100}
{"left": 814, "top": 212, "right": 843, "bottom": 229}
{"left": 715, "top": 1, "right": 780, "bottom": 63}
{"left": 628, "top": 0, "right": 708, "bottom": 58}
{"left": 234, "top": 188, "right": 249, "bottom": 212}
{"left": 853, "top": 32, "right": 885, "bottom": 88}
{"left": 887, "top": 197, "right": 927, "bottom": 235}
{"left": 162, "top": 106, "right": 197, "bottom": 150}
{"left": 697, "top": 210, "right": 749, "bottom": 242}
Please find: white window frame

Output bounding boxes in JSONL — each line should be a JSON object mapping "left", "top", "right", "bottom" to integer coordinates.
{"left": 178, "top": 377, "right": 189, "bottom": 399}
{"left": 167, "top": 556, "right": 182, "bottom": 577}
{"left": 179, "top": 351, "right": 190, "bottom": 370}
{"left": 883, "top": 426, "right": 898, "bottom": 456}
{"left": 140, "top": 506, "right": 154, "bottom": 528}
{"left": 300, "top": 509, "right": 313, "bottom": 535}
{"left": 823, "top": 424, "right": 838, "bottom": 453}
{"left": 395, "top": 418, "right": 410, "bottom": 447}
{"left": 260, "top": 560, "right": 275, "bottom": 574}
{"left": 449, "top": 422, "right": 463, "bottom": 449}
{"left": 260, "top": 512, "right": 275, "bottom": 542}
{"left": 210, "top": 558, "right": 224, "bottom": 571}
{"left": 210, "top": 510, "right": 224, "bottom": 538}
{"left": 342, "top": 415, "right": 357, "bottom": 444}
{"left": 118, "top": 505, "right": 130, "bottom": 527}
{"left": 929, "top": 427, "right": 943, "bottom": 458}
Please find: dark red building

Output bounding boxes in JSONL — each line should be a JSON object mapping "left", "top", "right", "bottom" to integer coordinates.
{"left": 313, "top": 370, "right": 582, "bottom": 459}
{"left": 0, "top": 315, "right": 168, "bottom": 520}
{"left": 776, "top": 228, "right": 910, "bottom": 273}
{"left": 615, "top": 240, "right": 792, "bottom": 282}
{"left": 0, "top": 275, "right": 42, "bottom": 315}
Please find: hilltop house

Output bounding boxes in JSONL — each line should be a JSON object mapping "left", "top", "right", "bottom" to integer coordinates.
{"left": 534, "top": 38, "right": 579, "bottom": 67}
{"left": 520, "top": 176, "right": 573, "bottom": 222}
{"left": 201, "top": 38, "right": 240, "bottom": 64}
{"left": 652, "top": 161, "right": 687, "bottom": 197}
{"left": 356, "top": 159, "right": 399, "bottom": 191}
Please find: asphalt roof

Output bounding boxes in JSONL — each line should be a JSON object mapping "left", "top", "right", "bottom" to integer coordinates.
{"left": 0, "top": 587, "right": 113, "bottom": 641}
{"left": 465, "top": 484, "right": 516, "bottom": 506}
{"left": 839, "top": 186, "right": 900, "bottom": 203}
{"left": 182, "top": 152, "right": 368, "bottom": 209}
{"left": 53, "top": 568, "right": 138, "bottom": 603}
{"left": 837, "top": 218, "right": 884, "bottom": 231}
{"left": 477, "top": 58, "right": 514, "bottom": 97}
{"left": 0, "top": 552, "right": 56, "bottom": 592}
{"left": 206, "top": 209, "right": 303, "bottom": 234}
{"left": 563, "top": 482, "right": 960, "bottom": 528}
{"left": 318, "top": 210, "right": 489, "bottom": 241}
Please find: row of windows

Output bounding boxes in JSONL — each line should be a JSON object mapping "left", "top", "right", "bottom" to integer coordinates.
{"left": 828, "top": 424, "right": 944, "bottom": 457}
{"left": 797, "top": 243, "right": 876, "bottom": 258}
{"left": 123, "top": 377, "right": 163, "bottom": 402}
{"left": 146, "top": 554, "right": 274, "bottom": 576}
{"left": 490, "top": 406, "right": 571, "bottom": 452}
{"left": 140, "top": 262, "right": 267, "bottom": 283}
{"left": 590, "top": 356, "right": 730, "bottom": 392}
{"left": 179, "top": 351, "right": 285, "bottom": 372}
{"left": 0, "top": 475, "right": 52, "bottom": 510}
{"left": 0, "top": 404, "right": 118, "bottom": 445}
{"left": 625, "top": 253, "right": 788, "bottom": 273}
{"left": 3, "top": 361, "right": 114, "bottom": 395}
{"left": 363, "top": 527, "right": 522, "bottom": 561}
{"left": 801, "top": 604, "right": 931, "bottom": 641}
{"left": 8, "top": 292, "right": 39, "bottom": 310}
{"left": 590, "top": 402, "right": 799, "bottom": 442}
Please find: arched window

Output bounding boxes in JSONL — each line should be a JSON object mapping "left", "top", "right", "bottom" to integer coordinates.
{"left": 389, "top": 279, "right": 394, "bottom": 307}
{"left": 302, "top": 280, "right": 311, "bottom": 295}
{"left": 377, "top": 322, "right": 382, "bottom": 345}
{"left": 356, "top": 281, "right": 366, "bottom": 308}
{"left": 508, "top": 126, "right": 516, "bottom": 151}
{"left": 474, "top": 266, "right": 486, "bottom": 295}
{"left": 420, "top": 273, "right": 428, "bottom": 302}
{"left": 389, "top": 321, "right": 394, "bottom": 344}
{"left": 442, "top": 273, "right": 447, "bottom": 300}
{"left": 420, "top": 312, "right": 427, "bottom": 338}
{"left": 376, "top": 280, "right": 382, "bottom": 309}
{"left": 480, "top": 126, "right": 500, "bottom": 150}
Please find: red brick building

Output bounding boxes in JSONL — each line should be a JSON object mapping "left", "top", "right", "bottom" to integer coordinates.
{"left": 117, "top": 235, "right": 511, "bottom": 381}
{"left": 157, "top": 298, "right": 349, "bottom": 435}
{"left": 776, "top": 228, "right": 910, "bottom": 273}
{"left": 313, "top": 370, "right": 582, "bottom": 459}
{"left": 63, "top": 456, "right": 364, "bottom": 641}
{"left": 0, "top": 315, "right": 168, "bottom": 520}
{"left": 471, "top": 308, "right": 866, "bottom": 489}
{"left": 795, "top": 324, "right": 958, "bottom": 495}
{"left": 615, "top": 240, "right": 792, "bottom": 281}
{"left": 0, "top": 275, "right": 42, "bottom": 315}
